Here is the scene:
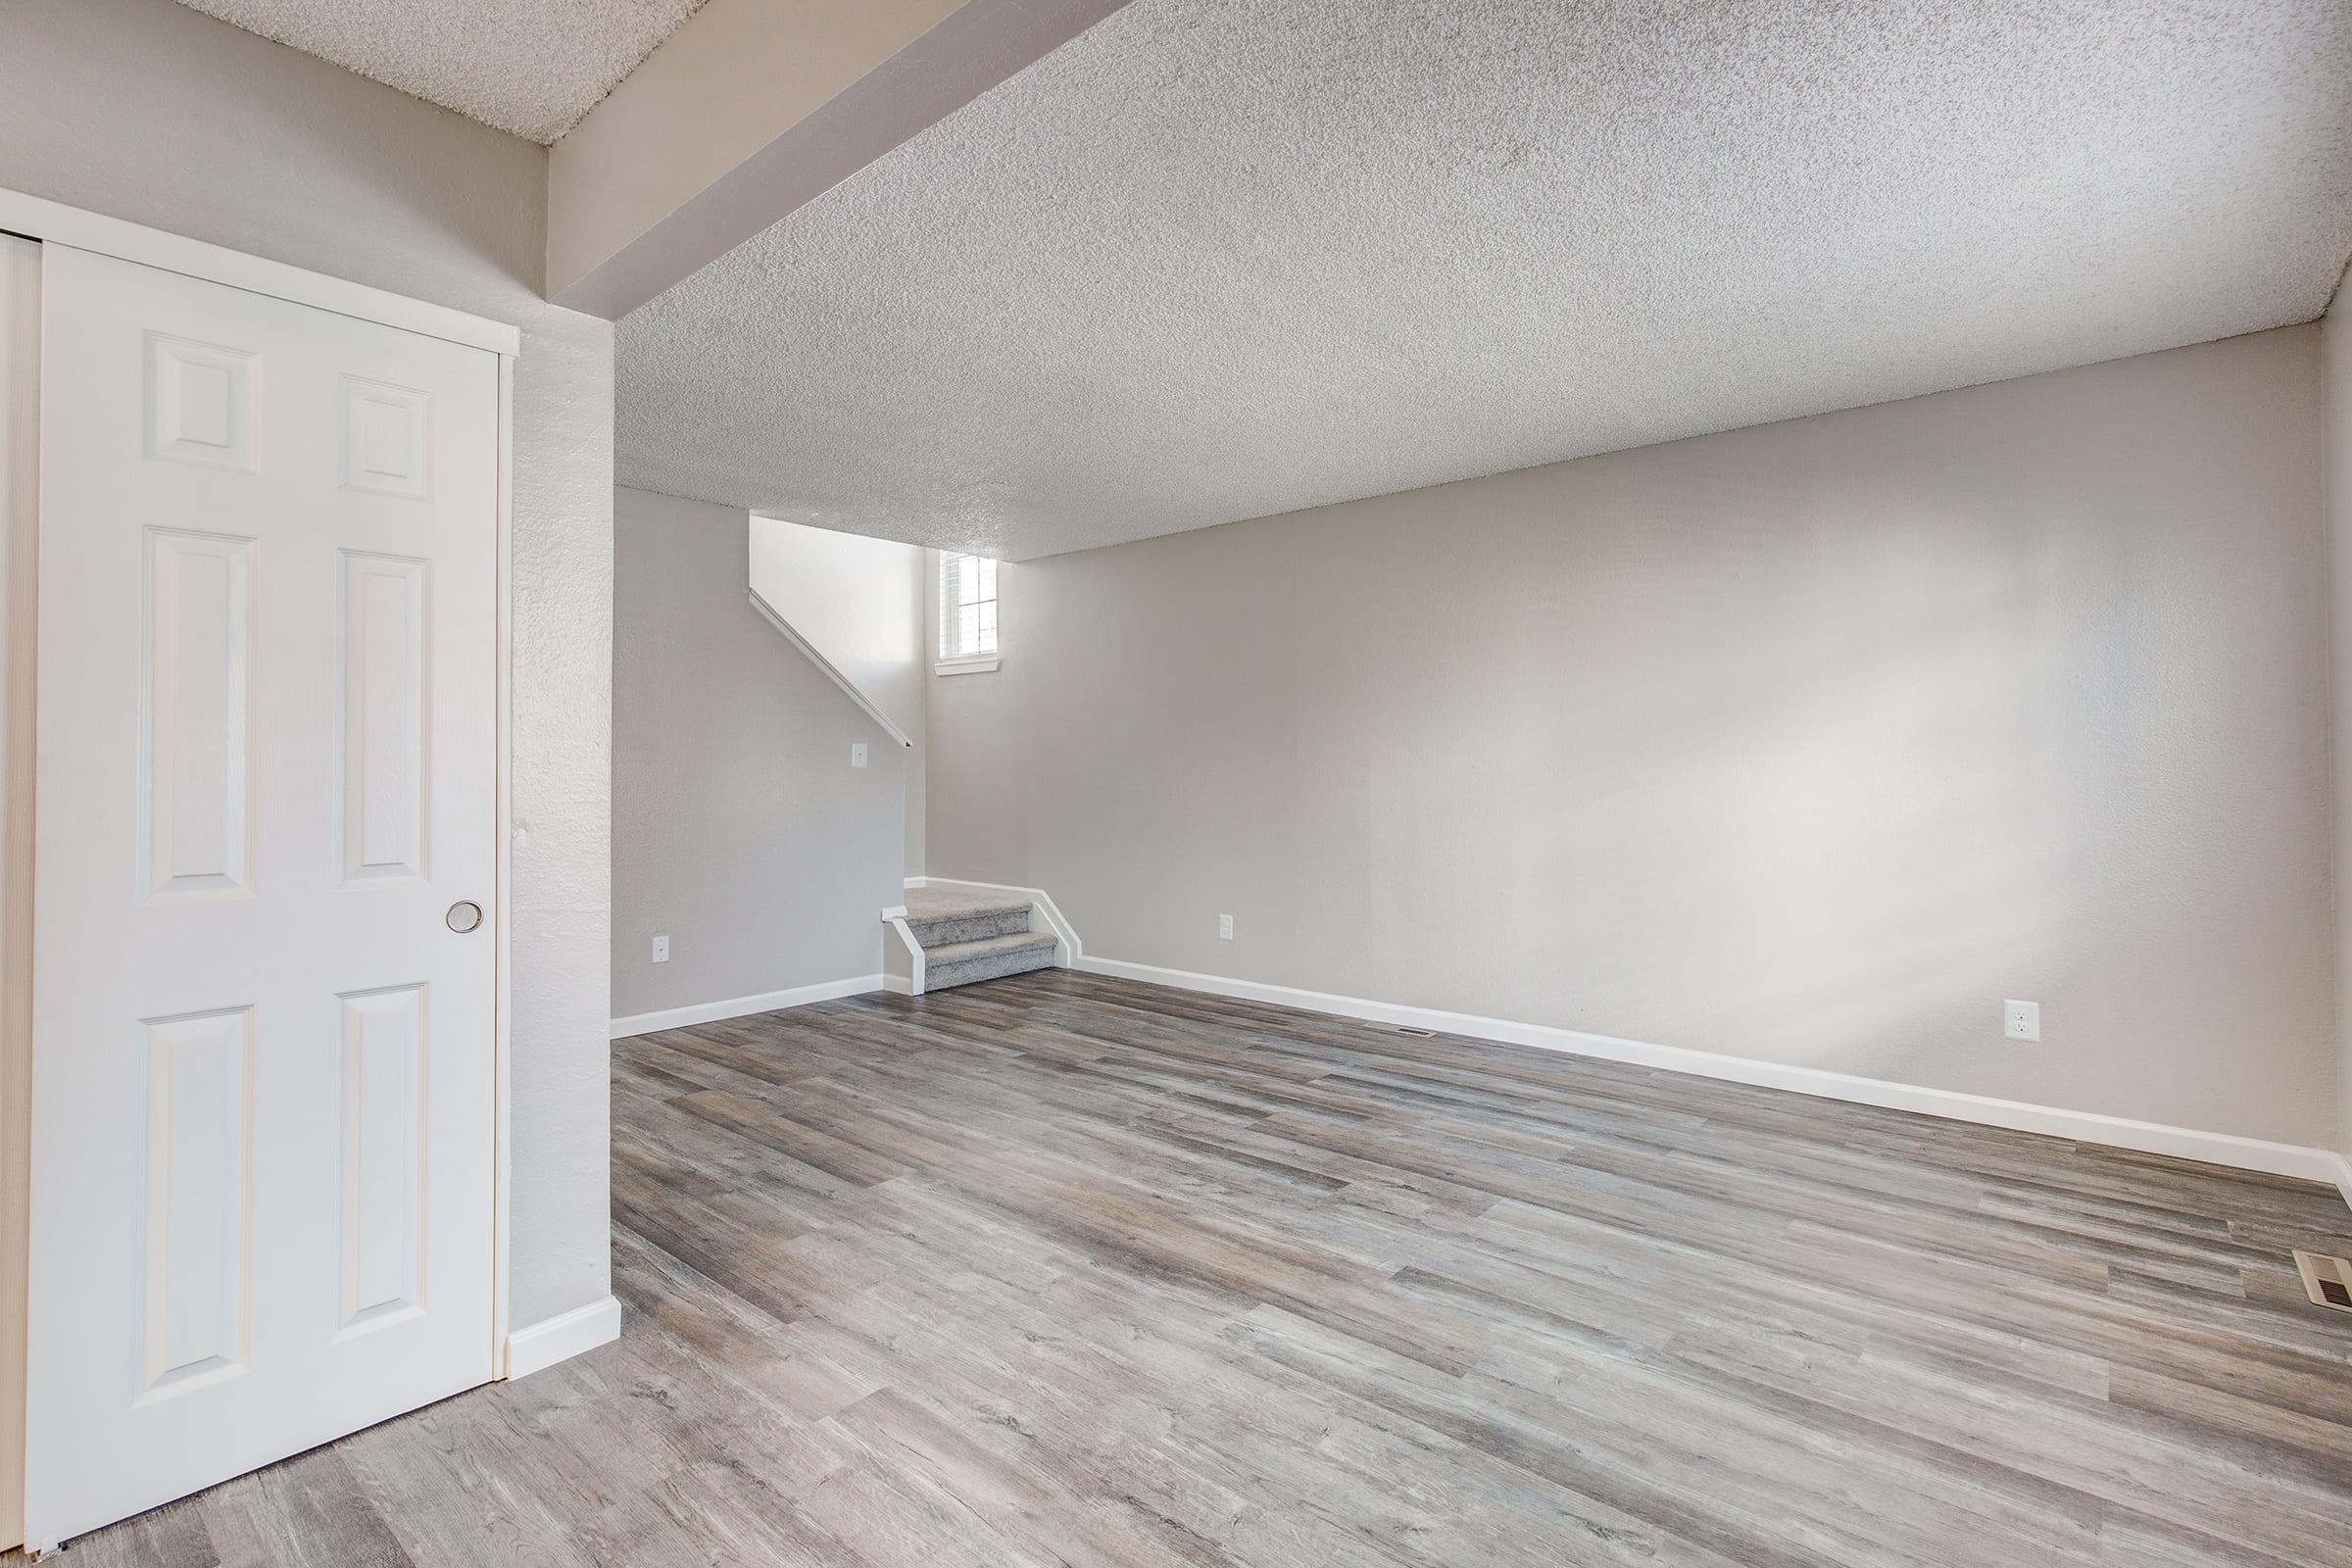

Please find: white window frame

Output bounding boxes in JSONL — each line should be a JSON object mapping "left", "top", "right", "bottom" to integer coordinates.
{"left": 936, "top": 550, "right": 1000, "bottom": 675}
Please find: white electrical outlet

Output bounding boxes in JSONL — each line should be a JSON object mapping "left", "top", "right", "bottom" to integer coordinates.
{"left": 850, "top": 743, "right": 868, "bottom": 768}
{"left": 1218, "top": 913, "right": 1234, "bottom": 941}
{"left": 652, "top": 935, "right": 670, "bottom": 964}
{"left": 2003, "top": 999, "right": 2038, "bottom": 1042}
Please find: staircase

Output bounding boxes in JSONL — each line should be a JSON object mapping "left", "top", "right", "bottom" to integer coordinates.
{"left": 892, "top": 887, "right": 1059, "bottom": 993}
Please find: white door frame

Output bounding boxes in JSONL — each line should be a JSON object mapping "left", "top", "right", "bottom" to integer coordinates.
{"left": 0, "top": 188, "right": 520, "bottom": 1552}
{"left": 0, "top": 227, "right": 36, "bottom": 1560}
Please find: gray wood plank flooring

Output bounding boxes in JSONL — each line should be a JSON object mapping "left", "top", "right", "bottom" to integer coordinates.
{"left": 34, "top": 969, "right": 2352, "bottom": 1566}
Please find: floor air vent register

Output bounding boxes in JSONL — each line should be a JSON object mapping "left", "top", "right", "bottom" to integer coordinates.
{"left": 2293, "top": 1250, "right": 2352, "bottom": 1312}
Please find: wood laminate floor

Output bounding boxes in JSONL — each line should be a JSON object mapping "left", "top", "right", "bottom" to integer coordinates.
{"left": 39, "top": 970, "right": 2352, "bottom": 1567}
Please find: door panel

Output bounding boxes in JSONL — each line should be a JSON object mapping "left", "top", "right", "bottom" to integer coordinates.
{"left": 341, "top": 549, "right": 431, "bottom": 883}
{"left": 336, "top": 981, "right": 427, "bottom": 1332}
{"left": 141, "top": 526, "right": 257, "bottom": 898}
{"left": 24, "top": 245, "right": 499, "bottom": 1546}
{"left": 139, "top": 1004, "right": 255, "bottom": 1396}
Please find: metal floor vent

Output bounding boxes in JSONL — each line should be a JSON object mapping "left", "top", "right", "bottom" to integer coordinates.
{"left": 1370, "top": 1022, "right": 1436, "bottom": 1037}
{"left": 2293, "top": 1250, "right": 2352, "bottom": 1312}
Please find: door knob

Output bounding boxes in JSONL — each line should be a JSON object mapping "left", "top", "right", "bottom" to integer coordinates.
{"left": 446, "top": 901, "right": 484, "bottom": 933}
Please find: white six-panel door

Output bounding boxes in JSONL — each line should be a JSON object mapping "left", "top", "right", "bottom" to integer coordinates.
{"left": 24, "top": 245, "right": 499, "bottom": 1546}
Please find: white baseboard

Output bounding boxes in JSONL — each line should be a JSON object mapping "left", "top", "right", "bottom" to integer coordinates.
{"left": 505, "top": 1294, "right": 621, "bottom": 1381}
{"left": 1079, "top": 956, "right": 2352, "bottom": 1197}
{"left": 907, "top": 876, "right": 1081, "bottom": 965}
{"left": 610, "top": 974, "right": 883, "bottom": 1039}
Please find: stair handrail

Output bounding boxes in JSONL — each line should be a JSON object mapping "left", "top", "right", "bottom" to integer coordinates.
{"left": 746, "top": 586, "right": 914, "bottom": 749}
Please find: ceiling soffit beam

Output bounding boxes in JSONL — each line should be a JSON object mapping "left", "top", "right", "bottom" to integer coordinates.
{"left": 548, "top": 0, "right": 1131, "bottom": 319}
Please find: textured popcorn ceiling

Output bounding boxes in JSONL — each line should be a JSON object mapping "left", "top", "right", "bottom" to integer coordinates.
{"left": 174, "top": 0, "right": 707, "bottom": 142}
{"left": 617, "top": 0, "right": 2352, "bottom": 561}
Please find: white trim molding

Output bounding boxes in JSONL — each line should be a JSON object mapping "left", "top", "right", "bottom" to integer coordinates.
{"left": 0, "top": 189, "right": 519, "bottom": 356}
{"left": 1077, "top": 955, "right": 2352, "bottom": 1200}
{"left": 489, "top": 345, "right": 518, "bottom": 1385}
{"left": 933, "top": 655, "right": 1001, "bottom": 677}
{"left": 906, "top": 877, "right": 1080, "bottom": 966}
{"left": 881, "top": 912, "right": 926, "bottom": 996}
{"left": 504, "top": 1295, "right": 621, "bottom": 1381}
{"left": 0, "top": 227, "right": 33, "bottom": 1558}
{"left": 610, "top": 974, "right": 883, "bottom": 1039}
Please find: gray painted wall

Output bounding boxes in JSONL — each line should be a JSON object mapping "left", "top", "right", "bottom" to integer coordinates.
{"left": 0, "top": 0, "right": 615, "bottom": 1329}
{"left": 613, "top": 489, "right": 905, "bottom": 1021}
{"left": 929, "top": 326, "right": 2335, "bottom": 1148}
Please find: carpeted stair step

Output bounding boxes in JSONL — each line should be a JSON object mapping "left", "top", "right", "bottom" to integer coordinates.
{"left": 903, "top": 887, "right": 1034, "bottom": 947}
{"left": 922, "top": 931, "right": 1058, "bottom": 991}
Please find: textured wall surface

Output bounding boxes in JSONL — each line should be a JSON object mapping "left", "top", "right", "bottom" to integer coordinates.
{"left": 751, "top": 515, "right": 929, "bottom": 877}
{"left": 620, "top": 0, "right": 2352, "bottom": 560}
{"left": 929, "top": 328, "right": 2336, "bottom": 1147}
{"left": 613, "top": 489, "right": 905, "bottom": 1019}
{"left": 1, "top": 0, "right": 616, "bottom": 1329}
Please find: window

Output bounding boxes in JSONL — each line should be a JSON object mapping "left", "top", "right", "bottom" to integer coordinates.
{"left": 939, "top": 551, "right": 999, "bottom": 669}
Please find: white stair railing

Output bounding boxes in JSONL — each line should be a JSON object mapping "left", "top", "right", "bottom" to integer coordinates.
{"left": 747, "top": 587, "right": 912, "bottom": 749}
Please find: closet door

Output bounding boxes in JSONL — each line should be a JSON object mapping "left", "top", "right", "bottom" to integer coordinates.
{"left": 24, "top": 244, "right": 499, "bottom": 1547}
